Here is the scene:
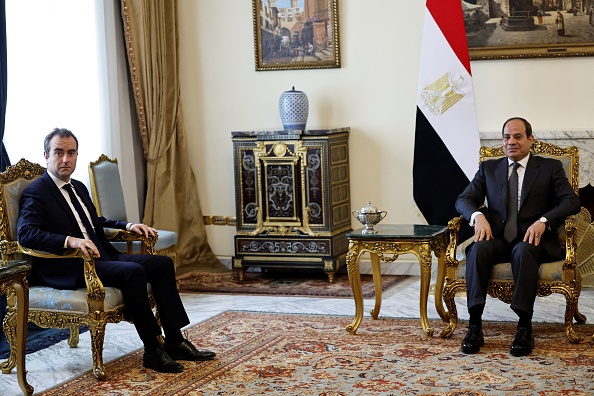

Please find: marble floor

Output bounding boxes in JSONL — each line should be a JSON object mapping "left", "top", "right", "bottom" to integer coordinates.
{"left": 3, "top": 261, "right": 594, "bottom": 395}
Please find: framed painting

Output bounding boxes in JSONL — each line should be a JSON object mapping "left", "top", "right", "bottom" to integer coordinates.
{"left": 252, "top": 0, "right": 340, "bottom": 71}
{"left": 464, "top": 0, "right": 594, "bottom": 60}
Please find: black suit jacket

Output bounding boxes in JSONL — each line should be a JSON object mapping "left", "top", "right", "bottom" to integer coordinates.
{"left": 17, "top": 172, "right": 128, "bottom": 289}
{"left": 455, "top": 154, "right": 581, "bottom": 257}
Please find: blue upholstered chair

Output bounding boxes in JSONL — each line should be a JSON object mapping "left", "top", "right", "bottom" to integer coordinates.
{"left": 441, "top": 141, "right": 587, "bottom": 343}
{"left": 0, "top": 159, "right": 157, "bottom": 380}
{"left": 88, "top": 155, "right": 178, "bottom": 267}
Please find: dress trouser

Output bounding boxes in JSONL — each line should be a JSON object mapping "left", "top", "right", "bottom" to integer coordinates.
{"left": 89, "top": 254, "right": 189, "bottom": 344}
{"left": 465, "top": 237, "right": 553, "bottom": 314}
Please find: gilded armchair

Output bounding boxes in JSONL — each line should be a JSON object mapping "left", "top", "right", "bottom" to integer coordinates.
{"left": 0, "top": 159, "right": 156, "bottom": 380}
{"left": 88, "top": 154, "right": 178, "bottom": 267}
{"left": 441, "top": 141, "right": 586, "bottom": 343}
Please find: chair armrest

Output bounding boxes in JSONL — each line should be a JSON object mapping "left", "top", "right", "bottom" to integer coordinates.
{"left": 445, "top": 215, "right": 465, "bottom": 268}
{"left": 103, "top": 228, "right": 156, "bottom": 255}
{"left": 563, "top": 214, "right": 578, "bottom": 271}
{"left": 0, "top": 240, "right": 108, "bottom": 314}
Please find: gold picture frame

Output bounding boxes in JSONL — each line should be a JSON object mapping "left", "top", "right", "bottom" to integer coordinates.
{"left": 252, "top": 0, "right": 340, "bottom": 71}
{"left": 465, "top": 2, "right": 594, "bottom": 60}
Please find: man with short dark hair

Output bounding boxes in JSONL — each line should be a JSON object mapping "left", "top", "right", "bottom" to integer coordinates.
{"left": 18, "top": 127, "right": 215, "bottom": 373}
{"left": 455, "top": 117, "right": 580, "bottom": 356}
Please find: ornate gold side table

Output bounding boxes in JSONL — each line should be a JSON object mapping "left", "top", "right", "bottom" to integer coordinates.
{"left": 0, "top": 260, "right": 33, "bottom": 395}
{"left": 345, "top": 224, "right": 449, "bottom": 337}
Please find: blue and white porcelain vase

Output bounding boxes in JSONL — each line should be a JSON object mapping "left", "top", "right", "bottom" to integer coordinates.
{"left": 279, "top": 86, "right": 309, "bottom": 130}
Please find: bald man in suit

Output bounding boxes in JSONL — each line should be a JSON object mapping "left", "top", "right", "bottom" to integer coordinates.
{"left": 455, "top": 117, "right": 580, "bottom": 357}
{"left": 18, "top": 128, "right": 216, "bottom": 373}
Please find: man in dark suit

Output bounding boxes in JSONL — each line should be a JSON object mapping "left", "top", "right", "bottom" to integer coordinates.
{"left": 455, "top": 117, "right": 580, "bottom": 356}
{"left": 17, "top": 128, "right": 215, "bottom": 373}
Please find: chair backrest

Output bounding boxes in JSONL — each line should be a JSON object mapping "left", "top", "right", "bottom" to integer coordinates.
{"left": 479, "top": 140, "right": 579, "bottom": 194}
{"left": 89, "top": 154, "right": 128, "bottom": 221}
{"left": 0, "top": 159, "right": 46, "bottom": 260}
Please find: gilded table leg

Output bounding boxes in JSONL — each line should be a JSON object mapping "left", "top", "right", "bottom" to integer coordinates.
{"left": 369, "top": 253, "right": 382, "bottom": 319}
{"left": 14, "top": 280, "right": 34, "bottom": 396}
{"left": 433, "top": 243, "right": 449, "bottom": 322}
{"left": 346, "top": 241, "right": 364, "bottom": 335}
{"left": 416, "top": 242, "right": 434, "bottom": 337}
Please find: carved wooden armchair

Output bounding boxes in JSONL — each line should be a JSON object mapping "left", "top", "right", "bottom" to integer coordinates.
{"left": 441, "top": 141, "right": 586, "bottom": 343}
{"left": 89, "top": 154, "right": 178, "bottom": 267}
{"left": 0, "top": 159, "right": 156, "bottom": 380}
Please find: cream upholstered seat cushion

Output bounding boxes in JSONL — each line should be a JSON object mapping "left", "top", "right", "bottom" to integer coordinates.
{"left": 455, "top": 259, "right": 564, "bottom": 282}
{"left": 29, "top": 287, "right": 125, "bottom": 313}
{"left": 28, "top": 284, "right": 153, "bottom": 313}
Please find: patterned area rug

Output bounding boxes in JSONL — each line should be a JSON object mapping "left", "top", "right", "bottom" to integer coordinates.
{"left": 177, "top": 271, "right": 411, "bottom": 298}
{"left": 39, "top": 311, "right": 594, "bottom": 395}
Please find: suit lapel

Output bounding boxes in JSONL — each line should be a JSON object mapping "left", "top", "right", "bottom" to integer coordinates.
{"left": 520, "top": 155, "right": 540, "bottom": 209}
{"left": 496, "top": 158, "right": 509, "bottom": 211}
{"left": 42, "top": 172, "right": 79, "bottom": 227}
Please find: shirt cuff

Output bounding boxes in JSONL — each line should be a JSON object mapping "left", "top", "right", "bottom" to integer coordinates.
{"left": 126, "top": 223, "right": 133, "bottom": 231}
{"left": 469, "top": 211, "right": 484, "bottom": 226}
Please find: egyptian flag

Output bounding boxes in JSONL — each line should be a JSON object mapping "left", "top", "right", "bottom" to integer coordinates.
{"left": 413, "top": 0, "right": 480, "bottom": 226}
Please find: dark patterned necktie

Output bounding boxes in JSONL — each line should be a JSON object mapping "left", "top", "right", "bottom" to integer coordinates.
{"left": 63, "top": 183, "right": 109, "bottom": 259}
{"left": 504, "top": 162, "right": 520, "bottom": 243}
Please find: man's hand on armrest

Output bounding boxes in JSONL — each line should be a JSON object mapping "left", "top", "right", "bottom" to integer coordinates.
{"left": 472, "top": 214, "right": 493, "bottom": 242}
{"left": 128, "top": 223, "right": 158, "bottom": 239}
{"left": 66, "top": 236, "right": 100, "bottom": 258}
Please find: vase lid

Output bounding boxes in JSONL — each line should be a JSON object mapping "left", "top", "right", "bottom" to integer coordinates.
{"left": 283, "top": 86, "right": 303, "bottom": 93}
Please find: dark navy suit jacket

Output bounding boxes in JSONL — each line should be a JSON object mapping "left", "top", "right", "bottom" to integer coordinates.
{"left": 455, "top": 154, "right": 581, "bottom": 257}
{"left": 17, "top": 172, "right": 128, "bottom": 289}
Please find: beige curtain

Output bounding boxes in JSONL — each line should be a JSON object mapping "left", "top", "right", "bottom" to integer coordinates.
{"left": 120, "top": 0, "right": 223, "bottom": 274}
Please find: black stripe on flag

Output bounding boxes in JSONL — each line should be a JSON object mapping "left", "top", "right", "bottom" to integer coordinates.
{"left": 413, "top": 107, "right": 471, "bottom": 227}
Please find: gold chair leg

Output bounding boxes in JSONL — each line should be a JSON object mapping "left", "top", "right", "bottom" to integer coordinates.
{"left": 440, "top": 285, "right": 460, "bottom": 339}
{"left": 89, "top": 322, "right": 108, "bottom": 380}
{"left": 564, "top": 297, "right": 580, "bottom": 343}
{"left": 574, "top": 305, "right": 587, "bottom": 324}
{"left": 565, "top": 320, "right": 579, "bottom": 343}
{"left": 68, "top": 324, "right": 80, "bottom": 348}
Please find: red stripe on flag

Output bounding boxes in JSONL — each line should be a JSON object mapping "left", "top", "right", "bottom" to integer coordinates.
{"left": 426, "top": 0, "right": 471, "bottom": 75}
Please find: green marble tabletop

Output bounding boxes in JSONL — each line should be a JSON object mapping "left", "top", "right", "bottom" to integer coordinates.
{"left": 347, "top": 224, "right": 448, "bottom": 240}
{"left": 0, "top": 261, "right": 30, "bottom": 280}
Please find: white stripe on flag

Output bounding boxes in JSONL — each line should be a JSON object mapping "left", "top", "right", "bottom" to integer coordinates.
{"left": 416, "top": 6, "right": 479, "bottom": 181}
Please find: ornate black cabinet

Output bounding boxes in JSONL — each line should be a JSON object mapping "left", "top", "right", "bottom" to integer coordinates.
{"left": 232, "top": 128, "right": 351, "bottom": 282}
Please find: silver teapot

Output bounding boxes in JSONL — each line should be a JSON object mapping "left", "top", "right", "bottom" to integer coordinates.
{"left": 352, "top": 201, "right": 387, "bottom": 234}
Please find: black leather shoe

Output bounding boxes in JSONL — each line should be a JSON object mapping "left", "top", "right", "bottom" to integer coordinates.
{"left": 461, "top": 324, "right": 485, "bottom": 354}
{"left": 143, "top": 347, "right": 184, "bottom": 373}
{"left": 510, "top": 326, "right": 534, "bottom": 357}
{"left": 164, "top": 339, "right": 216, "bottom": 361}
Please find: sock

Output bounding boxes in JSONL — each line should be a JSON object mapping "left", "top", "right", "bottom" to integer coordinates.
{"left": 468, "top": 304, "right": 485, "bottom": 327}
{"left": 143, "top": 336, "right": 162, "bottom": 353}
{"left": 164, "top": 331, "right": 184, "bottom": 345}
{"left": 512, "top": 307, "right": 533, "bottom": 330}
